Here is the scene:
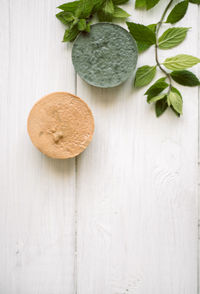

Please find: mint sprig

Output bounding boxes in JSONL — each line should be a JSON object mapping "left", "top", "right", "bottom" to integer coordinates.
{"left": 127, "top": 0, "right": 200, "bottom": 117}
{"left": 56, "top": 0, "right": 130, "bottom": 42}
{"left": 56, "top": 0, "right": 200, "bottom": 118}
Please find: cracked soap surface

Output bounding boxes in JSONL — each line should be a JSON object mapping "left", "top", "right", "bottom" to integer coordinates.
{"left": 72, "top": 23, "right": 138, "bottom": 88}
{"left": 27, "top": 92, "right": 94, "bottom": 159}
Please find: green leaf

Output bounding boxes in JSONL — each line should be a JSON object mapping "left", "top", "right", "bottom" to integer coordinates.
{"left": 189, "top": 0, "right": 200, "bottom": 3}
{"left": 136, "top": 24, "right": 157, "bottom": 53}
{"left": 145, "top": 77, "right": 168, "bottom": 101}
{"left": 148, "top": 23, "right": 157, "bottom": 33}
{"left": 166, "top": 1, "right": 188, "bottom": 24}
{"left": 56, "top": 11, "right": 74, "bottom": 25}
{"left": 158, "top": 27, "right": 189, "bottom": 49}
{"left": 146, "top": 0, "right": 160, "bottom": 10}
{"left": 58, "top": 1, "right": 80, "bottom": 12}
{"left": 126, "top": 22, "right": 156, "bottom": 44}
{"left": 134, "top": 65, "right": 157, "bottom": 87}
{"left": 69, "top": 18, "right": 79, "bottom": 29}
{"left": 167, "top": 90, "right": 183, "bottom": 114}
{"left": 92, "top": 0, "right": 105, "bottom": 11}
{"left": 97, "top": 9, "right": 113, "bottom": 21}
{"left": 97, "top": 0, "right": 115, "bottom": 21}
{"left": 85, "top": 23, "right": 91, "bottom": 32}
{"left": 103, "top": 0, "right": 115, "bottom": 14}
{"left": 113, "top": 6, "right": 130, "bottom": 18}
{"left": 171, "top": 86, "right": 182, "bottom": 98}
{"left": 170, "top": 70, "right": 200, "bottom": 86}
{"left": 135, "top": 0, "right": 146, "bottom": 8}
{"left": 75, "top": 0, "right": 94, "bottom": 18}
{"left": 136, "top": 42, "right": 151, "bottom": 53}
{"left": 63, "top": 26, "right": 79, "bottom": 42}
{"left": 77, "top": 19, "right": 87, "bottom": 31}
{"left": 171, "top": 106, "right": 180, "bottom": 117}
{"left": 148, "top": 93, "right": 166, "bottom": 103}
{"left": 155, "top": 98, "right": 168, "bottom": 117}
{"left": 113, "top": 0, "right": 129, "bottom": 4}
{"left": 163, "top": 54, "right": 200, "bottom": 70}
{"left": 170, "top": 87, "right": 182, "bottom": 117}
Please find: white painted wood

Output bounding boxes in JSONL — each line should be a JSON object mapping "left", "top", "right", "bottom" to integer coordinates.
{"left": 0, "top": 1, "right": 76, "bottom": 293}
{"left": 76, "top": 2, "right": 199, "bottom": 294}
{"left": 0, "top": 1, "right": 199, "bottom": 294}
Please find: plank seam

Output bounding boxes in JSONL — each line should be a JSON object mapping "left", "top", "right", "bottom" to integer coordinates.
{"left": 74, "top": 71, "right": 78, "bottom": 294}
{"left": 198, "top": 5, "right": 200, "bottom": 294}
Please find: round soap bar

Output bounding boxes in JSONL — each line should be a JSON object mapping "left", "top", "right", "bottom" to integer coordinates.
{"left": 72, "top": 23, "right": 138, "bottom": 88}
{"left": 27, "top": 92, "right": 94, "bottom": 159}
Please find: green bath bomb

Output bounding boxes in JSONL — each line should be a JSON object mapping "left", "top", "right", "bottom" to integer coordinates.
{"left": 72, "top": 23, "right": 138, "bottom": 88}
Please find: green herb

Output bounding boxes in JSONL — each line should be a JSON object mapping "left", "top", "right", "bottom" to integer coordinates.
{"left": 189, "top": 0, "right": 200, "bottom": 3}
{"left": 170, "top": 70, "right": 200, "bottom": 86}
{"left": 158, "top": 27, "right": 189, "bottom": 49}
{"left": 135, "top": 0, "right": 146, "bottom": 8}
{"left": 134, "top": 65, "right": 157, "bottom": 87}
{"left": 145, "top": 77, "right": 168, "bottom": 101}
{"left": 163, "top": 54, "right": 200, "bottom": 70}
{"left": 56, "top": 0, "right": 129, "bottom": 41}
{"left": 146, "top": 0, "right": 160, "bottom": 10}
{"left": 166, "top": 1, "right": 188, "bottom": 24}
{"left": 127, "top": 0, "right": 200, "bottom": 117}
{"left": 56, "top": 0, "right": 200, "bottom": 118}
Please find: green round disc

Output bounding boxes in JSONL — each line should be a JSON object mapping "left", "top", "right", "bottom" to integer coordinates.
{"left": 72, "top": 23, "right": 138, "bottom": 88}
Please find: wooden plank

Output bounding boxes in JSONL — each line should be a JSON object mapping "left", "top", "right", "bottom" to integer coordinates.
{"left": 76, "top": 2, "right": 198, "bottom": 294}
{"left": 0, "top": 1, "right": 76, "bottom": 293}
{"left": 198, "top": 5, "right": 200, "bottom": 294}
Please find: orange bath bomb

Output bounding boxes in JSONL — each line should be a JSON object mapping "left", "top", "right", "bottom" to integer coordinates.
{"left": 27, "top": 92, "right": 94, "bottom": 159}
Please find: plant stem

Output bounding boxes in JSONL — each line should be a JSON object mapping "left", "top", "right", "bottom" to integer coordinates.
{"left": 155, "top": 0, "right": 174, "bottom": 93}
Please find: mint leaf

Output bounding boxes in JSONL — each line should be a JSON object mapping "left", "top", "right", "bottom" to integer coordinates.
{"left": 158, "top": 27, "right": 189, "bottom": 49}
{"left": 136, "top": 24, "right": 157, "bottom": 53}
{"left": 189, "top": 0, "right": 200, "bottom": 3}
{"left": 171, "top": 86, "right": 182, "bottom": 98}
{"left": 104, "top": 0, "right": 115, "bottom": 14}
{"left": 135, "top": 0, "right": 146, "bottom": 8}
{"left": 134, "top": 65, "right": 157, "bottom": 87}
{"left": 75, "top": 0, "right": 94, "bottom": 18}
{"left": 155, "top": 98, "right": 168, "bottom": 117}
{"left": 170, "top": 87, "right": 182, "bottom": 117}
{"left": 91, "top": 0, "right": 105, "bottom": 12}
{"left": 113, "top": 0, "right": 129, "bottom": 4}
{"left": 167, "top": 90, "right": 183, "bottom": 114}
{"left": 163, "top": 54, "right": 200, "bottom": 70}
{"left": 146, "top": 0, "right": 160, "bottom": 10}
{"left": 63, "top": 26, "right": 79, "bottom": 42}
{"left": 166, "top": 1, "right": 188, "bottom": 24}
{"left": 136, "top": 42, "right": 151, "bottom": 53}
{"left": 113, "top": 6, "right": 130, "bottom": 18}
{"left": 58, "top": 1, "right": 80, "bottom": 12}
{"left": 97, "top": 9, "right": 113, "bottom": 21}
{"left": 77, "top": 19, "right": 87, "bottom": 31}
{"left": 148, "top": 23, "right": 157, "bottom": 33}
{"left": 126, "top": 22, "right": 156, "bottom": 44}
{"left": 170, "top": 70, "right": 200, "bottom": 86}
{"left": 148, "top": 93, "right": 166, "bottom": 103}
{"left": 69, "top": 18, "right": 79, "bottom": 29}
{"left": 56, "top": 11, "right": 74, "bottom": 25}
{"left": 145, "top": 77, "right": 168, "bottom": 101}
{"left": 97, "top": 0, "right": 115, "bottom": 21}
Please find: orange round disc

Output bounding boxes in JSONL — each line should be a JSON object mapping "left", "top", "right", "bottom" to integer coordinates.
{"left": 27, "top": 92, "right": 94, "bottom": 159}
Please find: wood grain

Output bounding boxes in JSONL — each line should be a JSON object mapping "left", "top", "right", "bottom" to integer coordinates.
{"left": 0, "top": 1, "right": 199, "bottom": 294}
{"left": 0, "top": 1, "right": 76, "bottom": 293}
{"left": 76, "top": 2, "right": 199, "bottom": 294}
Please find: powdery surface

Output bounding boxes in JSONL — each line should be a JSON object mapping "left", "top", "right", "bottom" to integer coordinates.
{"left": 72, "top": 23, "right": 138, "bottom": 88}
{"left": 27, "top": 92, "right": 94, "bottom": 159}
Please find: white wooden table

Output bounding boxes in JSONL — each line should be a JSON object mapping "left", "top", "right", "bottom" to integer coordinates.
{"left": 0, "top": 1, "right": 199, "bottom": 293}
